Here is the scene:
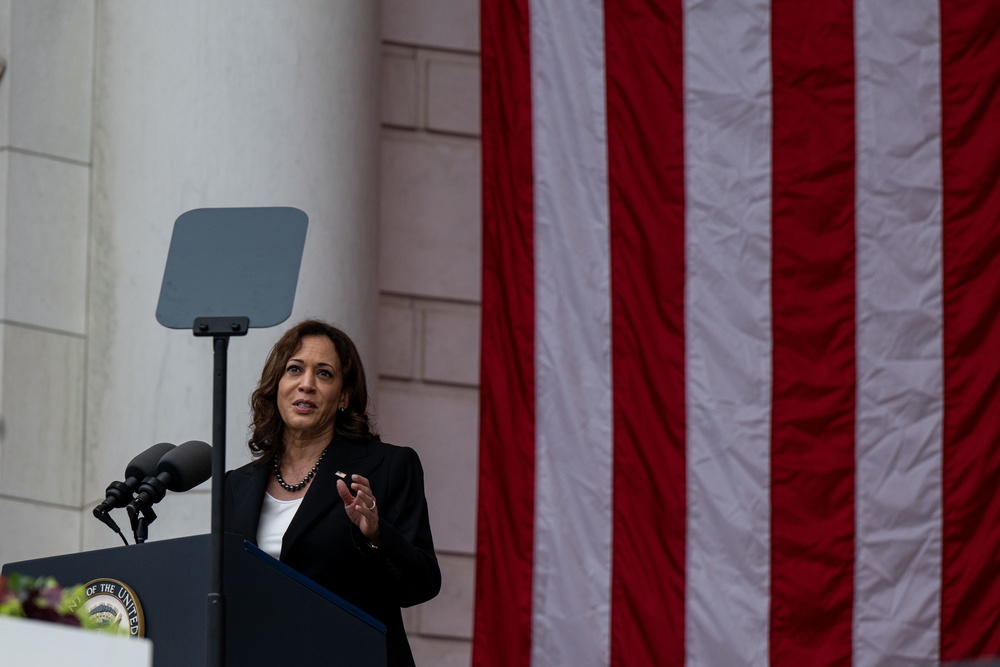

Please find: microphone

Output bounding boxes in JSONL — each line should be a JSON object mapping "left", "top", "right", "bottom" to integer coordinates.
{"left": 93, "top": 442, "right": 177, "bottom": 516}
{"left": 127, "top": 440, "right": 213, "bottom": 517}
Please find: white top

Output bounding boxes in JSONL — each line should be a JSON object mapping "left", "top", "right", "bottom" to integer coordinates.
{"left": 257, "top": 492, "right": 303, "bottom": 559}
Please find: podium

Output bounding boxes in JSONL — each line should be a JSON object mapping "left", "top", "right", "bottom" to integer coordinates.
{"left": 2, "top": 533, "right": 386, "bottom": 667}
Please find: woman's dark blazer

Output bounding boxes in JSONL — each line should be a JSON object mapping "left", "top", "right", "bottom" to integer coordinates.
{"left": 224, "top": 436, "right": 442, "bottom": 667}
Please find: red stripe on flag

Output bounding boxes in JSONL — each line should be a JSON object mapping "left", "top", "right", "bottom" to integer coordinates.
{"left": 473, "top": 0, "right": 536, "bottom": 665}
{"left": 605, "top": 1, "right": 686, "bottom": 665}
{"left": 940, "top": 3, "right": 1000, "bottom": 660}
{"left": 769, "top": 2, "right": 857, "bottom": 665}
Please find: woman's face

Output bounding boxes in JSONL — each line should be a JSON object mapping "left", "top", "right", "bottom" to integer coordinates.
{"left": 277, "top": 335, "right": 347, "bottom": 444}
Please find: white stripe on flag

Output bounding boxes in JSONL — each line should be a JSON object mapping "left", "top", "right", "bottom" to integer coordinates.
{"left": 530, "top": 0, "right": 613, "bottom": 665}
{"left": 683, "top": 1, "right": 774, "bottom": 665}
{"left": 854, "top": 1, "right": 944, "bottom": 665}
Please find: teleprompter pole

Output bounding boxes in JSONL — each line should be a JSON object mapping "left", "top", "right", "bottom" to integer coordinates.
{"left": 197, "top": 317, "right": 248, "bottom": 667}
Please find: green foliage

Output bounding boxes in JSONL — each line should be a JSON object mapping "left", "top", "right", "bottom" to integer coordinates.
{"left": 0, "top": 573, "right": 108, "bottom": 631}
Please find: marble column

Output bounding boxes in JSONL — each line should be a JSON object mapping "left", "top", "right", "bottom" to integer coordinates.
{"left": 0, "top": 0, "right": 98, "bottom": 564}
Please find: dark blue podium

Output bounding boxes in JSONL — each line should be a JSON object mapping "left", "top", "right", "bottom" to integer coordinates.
{"left": 2, "top": 533, "right": 386, "bottom": 667}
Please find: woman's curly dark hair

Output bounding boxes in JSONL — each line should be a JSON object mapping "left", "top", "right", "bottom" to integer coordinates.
{"left": 248, "top": 319, "right": 377, "bottom": 464}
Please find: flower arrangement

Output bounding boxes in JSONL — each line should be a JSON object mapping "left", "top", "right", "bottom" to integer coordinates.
{"left": 0, "top": 573, "right": 102, "bottom": 629}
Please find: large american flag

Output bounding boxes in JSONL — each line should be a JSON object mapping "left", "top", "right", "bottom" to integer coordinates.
{"left": 473, "top": 1, "right": 1000, "bottom": 665}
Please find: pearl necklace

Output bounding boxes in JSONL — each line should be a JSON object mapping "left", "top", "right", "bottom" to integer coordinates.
{"left": 273, "top": 446, "right": 329, "bottom": 492}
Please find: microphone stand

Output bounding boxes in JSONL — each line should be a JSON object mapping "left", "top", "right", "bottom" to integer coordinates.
{"left": 125, "top": 504, "right": 157, "bottom": 544}
{"left": 195, "top": 316, "right": 248, "bottom": 667}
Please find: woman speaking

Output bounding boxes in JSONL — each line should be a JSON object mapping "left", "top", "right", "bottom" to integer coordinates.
{"left": 225, "top": 319, "right": 441, "bottom": 667}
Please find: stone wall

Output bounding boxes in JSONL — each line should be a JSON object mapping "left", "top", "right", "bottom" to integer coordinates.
{"left": 377, "top": 2, "right": 480, "bottom": 664}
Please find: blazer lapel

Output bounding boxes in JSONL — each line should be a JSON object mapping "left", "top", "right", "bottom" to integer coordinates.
{"left": 229, "top": 462, "right": 271, "bottom": 544}
{"left": 280, "top": 438, "right": 384, "bottom": 557}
